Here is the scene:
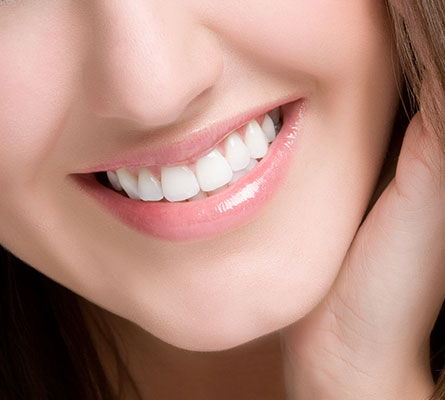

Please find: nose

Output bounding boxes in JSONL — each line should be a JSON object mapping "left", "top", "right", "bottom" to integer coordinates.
{"left": 82, "top": 1, "right": 223, "bottom": 128}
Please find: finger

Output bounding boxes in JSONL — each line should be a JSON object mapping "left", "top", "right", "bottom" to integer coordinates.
{"left": 332, "top": 111, "right": 445, "bottom": 349}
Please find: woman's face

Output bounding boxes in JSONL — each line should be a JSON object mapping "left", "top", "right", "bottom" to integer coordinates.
{"left": 0, "top": 1, "right": 400, "bottom": 350}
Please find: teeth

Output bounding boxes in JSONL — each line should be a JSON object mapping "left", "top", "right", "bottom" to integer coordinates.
{"left": 229, "top": 169, "right": 248, "bottom": 184}
{"left": 245, "top": 158, "right": 258, "bottom": 171}
{"left": 108, "top": 108, "right": 281, "bottom": 202}
{"left": 229, "top": 159, "right": 258, "bottom": 184}
{"left": 244, "top": 120, "right": 269, "bottom": 159}
{"left": 106, "top": 170, "right": 123, "bottom": 191}
{"left": 115, "top": 168, "right": 139, "bottom": 199}
{"left": 223, "top": 132, "right": 251, "bottom": 172}
{"left": 187, "top": 191, "right": 208, "bottom": 201}
{"left": 261, "top": 114, "right": 276, "bottom": 143}
{"left": 195, "top": 149, "right": 233, "bottom": 192}
{"left": 207, "top": 184, "right": 229, "bottom": 196}
{"left": 138, "top": 167, "right": 163, "bottom": 201}
{"left": 161, "top": 165, "right": 200, "bottom": 202}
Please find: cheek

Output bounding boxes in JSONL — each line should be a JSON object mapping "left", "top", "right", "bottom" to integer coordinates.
{"left": 204, "top": 0, "right": 392, "bottom": 86}
{"left": 0, "top": 3, "right": 84, "bottom": 190}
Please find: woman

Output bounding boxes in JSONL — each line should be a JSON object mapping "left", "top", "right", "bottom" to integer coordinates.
{"left": 0, "top": 0, "right": 443, "bottom": 399}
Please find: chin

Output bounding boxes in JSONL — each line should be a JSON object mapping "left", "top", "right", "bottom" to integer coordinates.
{"left": 127, "top": 272, "right": 336, "bottom": 352}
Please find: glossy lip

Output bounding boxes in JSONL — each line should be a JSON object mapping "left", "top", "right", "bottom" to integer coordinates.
{"left": 74, "top": 93, "right": 302, "bottom": 173}
{"left": 71, "top": 98, "right": 306, "bottom": 242}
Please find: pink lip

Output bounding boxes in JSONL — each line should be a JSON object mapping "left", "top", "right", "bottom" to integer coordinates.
{"left": 71, "top": 99, "right": 306, "bottom": 242}
{"left": 74, "top": 94, "right": 302, "bottom": 173}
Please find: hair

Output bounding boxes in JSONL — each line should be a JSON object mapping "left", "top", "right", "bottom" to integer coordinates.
{"left": 0, "top": 1, "right": 444, "bottom": 399}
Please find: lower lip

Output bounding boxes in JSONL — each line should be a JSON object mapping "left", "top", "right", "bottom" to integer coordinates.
{"left": 71, "top": 99, "right": 305, "bottom": 242}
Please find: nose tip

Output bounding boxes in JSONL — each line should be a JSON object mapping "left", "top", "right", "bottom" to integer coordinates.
{"left": 82, "top": 2, "right": 223, "bottom": 128}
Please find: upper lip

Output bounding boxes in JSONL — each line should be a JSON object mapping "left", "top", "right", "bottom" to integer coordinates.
{"left": 74, "top": 93, "right": 301, "bottom": 174}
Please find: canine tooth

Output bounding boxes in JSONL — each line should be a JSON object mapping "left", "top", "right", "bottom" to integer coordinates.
{"left": 224, "top": 132, "right": 251, "bottom": 172}
{"left": 261, "top": 114, "right": 276, "bottom": 143}
{"left": 106, "top": 170, "right": 123, "bottom": 191}
{"left": 138, "top": 168, "right": 163, "bottom": 201}
{"left": 161, "top": 165, "right": 200, "bottom": 202}
{"left": 244, "top": 120, "right": 269, "bottom": 159}
{"left": 195, "top": 149, "right": 233, "bottom": 192}
{"left": 115, "top": 168, "right": 140, "bottom": 199}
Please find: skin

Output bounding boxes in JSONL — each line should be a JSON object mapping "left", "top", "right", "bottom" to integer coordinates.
{"left": 1, "top": 0, "right": 443, "bottom": 398}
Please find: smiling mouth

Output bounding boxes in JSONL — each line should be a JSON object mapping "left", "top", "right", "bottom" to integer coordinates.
{"left": 72, "top": 98, "right": 304, "bottom": 242}
{"left": 93, "top": 107, "right": 283, "bottom": 203}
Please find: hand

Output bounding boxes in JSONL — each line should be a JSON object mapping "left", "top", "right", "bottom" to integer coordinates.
{"left": 279, "top": 112, "right": 445, "bottom": 400}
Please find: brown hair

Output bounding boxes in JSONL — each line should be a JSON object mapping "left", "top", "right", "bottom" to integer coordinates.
{"left": 0, "top": 1, "right": 444, "bottom": 398}
{"left": 374, "top": 1, "right": 445, "bottom": 399}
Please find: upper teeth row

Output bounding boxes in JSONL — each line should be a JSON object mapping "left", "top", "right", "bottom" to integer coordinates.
{"left": 105, "top": 109, "right": 280, "bottom": 202}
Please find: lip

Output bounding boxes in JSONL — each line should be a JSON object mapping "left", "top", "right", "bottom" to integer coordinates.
{"left": 74, "top": 94, "right": 302, "bottom": 173}
{"left": 71, "top": 98, "right": 306, "bottom": 242}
